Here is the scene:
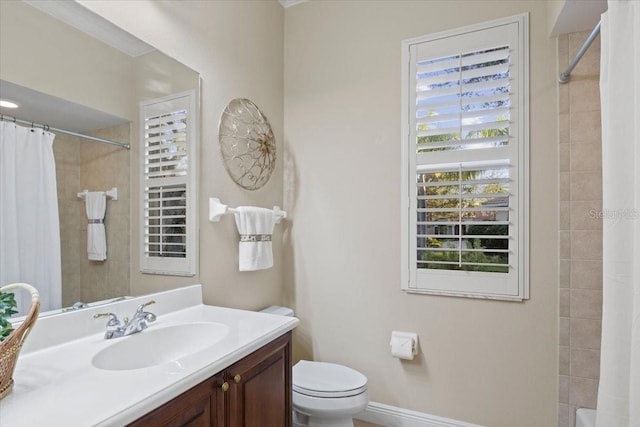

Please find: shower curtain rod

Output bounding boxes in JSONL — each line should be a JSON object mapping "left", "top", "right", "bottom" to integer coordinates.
{"left": 0, "top": 115, "right": 131, "bottom": 149}
{"left": 559, "top": 21, "right": 601, "bottom": 84}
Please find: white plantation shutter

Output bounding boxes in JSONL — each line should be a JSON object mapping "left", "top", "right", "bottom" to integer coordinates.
{"left": 140, "top": 91, "right": 197, "bottom": 275}
{"left": 401, "top": 15, "right": 529, "bottom": 300}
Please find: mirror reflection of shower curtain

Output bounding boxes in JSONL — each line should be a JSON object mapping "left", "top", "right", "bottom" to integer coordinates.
{"left": 0, "top": 121, "right": 62, "bottom": 314}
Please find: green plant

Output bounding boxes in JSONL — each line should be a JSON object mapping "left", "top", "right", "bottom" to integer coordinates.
{"left": 0, "top": 291, "right": 18, "bottom": 341}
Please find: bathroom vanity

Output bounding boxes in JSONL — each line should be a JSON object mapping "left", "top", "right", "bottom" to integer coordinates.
{"left": 0, "top": 285, "right": 298, "bottom": 427}
{"left": 128, "top": 332, "right": 291, "bottom": 426}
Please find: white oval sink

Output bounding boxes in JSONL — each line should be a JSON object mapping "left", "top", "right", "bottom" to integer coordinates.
{"left": 92, "top": 322, "right": 229, "bottom": 371}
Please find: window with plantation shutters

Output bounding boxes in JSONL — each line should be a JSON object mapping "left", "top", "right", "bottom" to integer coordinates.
{"left": 401, "top": 14, "right": 529, "bottom": 300}
{"left": 140, "top": 90, "right": 197, "bottom": 276}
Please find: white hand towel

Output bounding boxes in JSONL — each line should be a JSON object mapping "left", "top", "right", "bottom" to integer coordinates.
{"left": 85, "top": 192, "right": 107, "bottom": 261}
{"left": 234, "top": 206, "right": 277, "bottom": 271}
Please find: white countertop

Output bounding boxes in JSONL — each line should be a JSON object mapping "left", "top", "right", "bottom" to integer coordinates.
{"left": 0, "top": 285, "right": 298, "bottom": 427}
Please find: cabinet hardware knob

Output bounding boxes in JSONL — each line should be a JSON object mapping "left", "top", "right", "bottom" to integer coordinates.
{"left": 233, "top": 374, "right": 241, "bottom": 383}
{"left": 221, "top": 382, "right": 229, "bottom": 392}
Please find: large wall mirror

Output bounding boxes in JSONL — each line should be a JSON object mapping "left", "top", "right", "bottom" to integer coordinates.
{"left": 0, "top": 1, "right": 200, "bottom": 316}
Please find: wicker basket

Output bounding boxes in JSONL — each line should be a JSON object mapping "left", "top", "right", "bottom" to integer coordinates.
{"left": 0, "top": 283, "right": 40, "bottom": 400}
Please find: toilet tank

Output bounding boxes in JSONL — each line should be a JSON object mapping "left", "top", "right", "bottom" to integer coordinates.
{"left": 260, "top": 306, "right": 294, "bottom": 317}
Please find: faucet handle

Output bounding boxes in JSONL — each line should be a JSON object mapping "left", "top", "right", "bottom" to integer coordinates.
{"left": 94, "top": 312, "right": 121, "bottom": 327}
{"left": 136, "top": 300, "right": 156, "bottom": 313}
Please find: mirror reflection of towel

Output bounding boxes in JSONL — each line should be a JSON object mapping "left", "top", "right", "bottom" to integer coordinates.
{"left": 85, "top": 192, "right": 107, "bottom": 261}
{"left": 234, "top": 207, "right": 276, "bottom": 271}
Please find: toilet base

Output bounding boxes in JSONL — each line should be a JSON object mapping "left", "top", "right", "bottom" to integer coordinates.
{"left": 293, "top": 410, "right": 355, "bottom": 427}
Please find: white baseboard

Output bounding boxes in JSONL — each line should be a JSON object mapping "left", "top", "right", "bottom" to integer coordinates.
{"left": 356, "top": 402, "right": 483, "bottom": 427}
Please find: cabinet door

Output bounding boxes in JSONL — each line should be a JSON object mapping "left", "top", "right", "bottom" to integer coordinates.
{"left": 227, "top": 332, "right": 292, "bottom": 427}
{"left": 127, "top": 373, "right": 225, "bottom": 427}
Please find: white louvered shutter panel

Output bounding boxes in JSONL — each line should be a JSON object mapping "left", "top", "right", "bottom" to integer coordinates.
{"left": 140, "top": 91, "right": 197, "bottom": 276}
{"left": 402, "top": 15, "right": 528, "bottom": 300}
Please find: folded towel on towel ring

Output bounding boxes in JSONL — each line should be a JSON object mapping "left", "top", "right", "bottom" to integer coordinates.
{"left": 85, "top": 192, "right": 107, "bottom": 261}
{"left": 233, "top": 206, "right": 277, "bottom": 271}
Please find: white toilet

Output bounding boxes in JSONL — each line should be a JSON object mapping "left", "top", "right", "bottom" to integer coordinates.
{"left": 292, "top": 360, "right": 369, "bottom": 427}
{"left": 260, "top": 307, "right": 369, "bottom": 427}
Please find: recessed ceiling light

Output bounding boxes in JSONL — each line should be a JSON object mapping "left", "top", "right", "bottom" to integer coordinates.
{"left": 0, "top": 99, "right": 20, "bottom": 109}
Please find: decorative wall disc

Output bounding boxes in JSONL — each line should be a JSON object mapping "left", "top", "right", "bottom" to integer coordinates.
{"left": 218, "top": 98, "right": 275, "bottom": 190}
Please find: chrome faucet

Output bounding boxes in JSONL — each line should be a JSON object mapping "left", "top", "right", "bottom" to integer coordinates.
{"left": 94, "top": 300, "right": 157, "bottom": 339}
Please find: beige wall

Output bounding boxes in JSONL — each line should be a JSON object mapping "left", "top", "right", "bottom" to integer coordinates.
{"left": 24, "top": 1, "right": 562, "bottom": 424}
{"left": 283, "top": 1, "right": 558, "bottom": 426}
{"left": 557, "top": 31, "right": 602, "bottom": 427}
{"left": 79, "top": 0, "right": 286, "bottom": 310}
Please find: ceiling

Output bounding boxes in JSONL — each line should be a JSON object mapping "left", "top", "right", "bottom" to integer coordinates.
{"left": 0, "top": 80, "right": 128, "bottom": 134}
{"left": 550, "top": 0, "right": 607, "bottom": 35}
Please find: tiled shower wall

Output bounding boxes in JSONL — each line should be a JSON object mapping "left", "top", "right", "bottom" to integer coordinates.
{"left": 54, "top": 123, "right": 130, "bottom": 308}
{"left": 557, "top": 31, "right": 603, "bottom": 427}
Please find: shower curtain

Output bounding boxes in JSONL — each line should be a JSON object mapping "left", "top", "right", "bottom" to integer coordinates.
{"left": 0, "top": 121, "right": 61, "bottom": 314}
{"left": 597, "top": 1, "right": 639, "bottom": 426}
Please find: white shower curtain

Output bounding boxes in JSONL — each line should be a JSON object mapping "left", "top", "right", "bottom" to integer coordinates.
{"left": 597, "top": 1, "right": 639, "bottom": 426}
{"left": 0, "top": 121, "right": 61, "bottom": 314}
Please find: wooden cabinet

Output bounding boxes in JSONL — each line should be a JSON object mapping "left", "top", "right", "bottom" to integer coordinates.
{"left": 128, "top": 332, "right": 292, "bottom": 427}
{"left": 227, "top": 332, "right": 292, "bottom": 426}
{"left": 127, "top": 373, "right": 225, "bottom": 427}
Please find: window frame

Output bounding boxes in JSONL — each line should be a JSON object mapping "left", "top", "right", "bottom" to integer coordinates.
{"left": 400, "top": 14, "right": 529, "bottom": 301}
{"left": 139, "top": 89, "right": 198, "bottom": 276}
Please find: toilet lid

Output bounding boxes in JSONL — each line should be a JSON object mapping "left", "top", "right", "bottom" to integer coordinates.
{"left": 293, "top": 360, "right": 368, "bottom": 398}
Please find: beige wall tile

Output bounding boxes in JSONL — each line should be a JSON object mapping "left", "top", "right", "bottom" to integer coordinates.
{"left": 571, "top": 260, "right": 602, "bottom": 290}
{"left": 571, "top": 348, "right": 600, "bottom": 380}
{"left": 559, "top": 259, "right": 570, "bottom": 288}
{"left": 571, "top": 230, "right": 602, "bottom": 260}
{"left": 560, "top": 201, "right": 570, "bottom": 230}
{"left": 570, "top": 318, "right": 602, "bottom": 350}
{"left": 569, "top": 376, "right": 598, "bottom": 407}
{"left": 558, "top": 29, "right": 602, "bottom": 424}
{"left": 568, "top": 32, "right": 600, "bottom": 78}
{"left": 560, "top": 230, "right": 571, "bottom": 259}
{"left": 559, "top": 84, "right": 569, "bottom": 115}
{"left": 569, "top": 80, "right": 601, "bottom": 113}
{"left": 570, "top": 143, "right": 601, "bottom": 172}
{"left": 559, "top": 114, "right": 569, "bottom": 144}
{"left": 560, "top": 172, "right": 571, "bottom": 201}
{"left": 558, "top": 34, "right": 569, "bottom": 63}
{"left": 560, "top": 317, "right": 570, "bottom": 346}
{"left": 570, "top": 201, "right": 603, "bottom": 230}
{"left": 80, "top": 124, "right": 130, "bottom": 303}
{"left": 569, "top": 405, "right": 577, "bottom": 427}
{"left": 569, "top": 111, "right": 602, "bottom": 145}
{"left": 560, "top": 289, "right": 570, "bottom": 317}
{"left": 559, "top": 345, "right": 570, "bottom": 375}
{"left": 558, "top": 403, "right": 569, "bottom": 427}
{"left": 570, "top": 290, "right": 602, "bottom": 320}
{"left": 559, "top": 375, "right": 570, "bottom": 404}
{"left": 570, "top": 172, "right": 602, "bottom": 201}
{"left": 559, "top": 142, "right": 570, "bottom": 172}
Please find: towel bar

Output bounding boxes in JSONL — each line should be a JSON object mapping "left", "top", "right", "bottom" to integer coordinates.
{"left": 209, "top": 197, "right": 286, "bottom": 224}
{"left": 77, "top": 188, "right": 118, "bottom": 201}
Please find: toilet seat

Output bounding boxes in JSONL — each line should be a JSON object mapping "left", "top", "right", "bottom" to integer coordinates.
{"left": 293, "top": 360, "right": 368, "bottom": 398}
